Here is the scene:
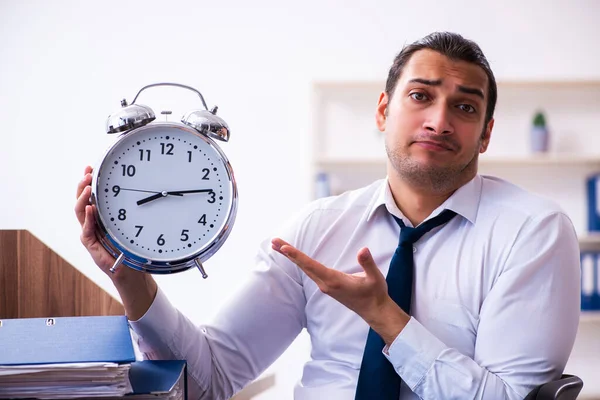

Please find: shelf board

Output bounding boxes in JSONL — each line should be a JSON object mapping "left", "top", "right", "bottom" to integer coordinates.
{"left": 315, "top": 154, "right": 600, "bottom": 169}
{"left": 480, "top": 154, "right": 600, "bottom": 166}
{"left": 580, "top": 311, "right": 600, "bottom": 323}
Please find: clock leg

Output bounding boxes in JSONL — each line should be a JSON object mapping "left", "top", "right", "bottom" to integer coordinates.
{"left": 194, "top": 258, "right": 208, "bottom": 279}
{"left": 109, "top": 253, "right": 126, "bottom": 273}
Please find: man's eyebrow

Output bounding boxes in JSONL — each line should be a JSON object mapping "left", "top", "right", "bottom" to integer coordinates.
{"left": 458, "top": 85, "right": 485, "bottom": 100}
{"left": 408, "top": 78, "right": 442, "bottom": 86}
{"left": 408, "top": 78, "right": 485, "bottom": 100}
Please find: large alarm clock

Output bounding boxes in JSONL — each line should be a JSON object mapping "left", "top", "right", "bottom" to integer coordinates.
{"left": 91, "top": 83, "right": 237, "bottom": 277}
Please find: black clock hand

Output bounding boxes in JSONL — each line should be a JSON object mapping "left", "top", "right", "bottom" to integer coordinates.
{"left": 167, "top": 189, "right": 215, "bottom": 195}
{"left": 136, "top": 191, "right": 184, "bottom": 206}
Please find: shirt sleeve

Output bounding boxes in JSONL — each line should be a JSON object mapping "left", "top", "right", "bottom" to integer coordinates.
{"left": 384, "top": 212, "right": 581, "bottom": 399}
{"left": 128, "top": 204, "right": 318, "bottom": 400}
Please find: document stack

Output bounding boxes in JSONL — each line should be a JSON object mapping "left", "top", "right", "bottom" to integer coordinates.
{"left": 0, "top": 315, "right": 186, "bottom": 400}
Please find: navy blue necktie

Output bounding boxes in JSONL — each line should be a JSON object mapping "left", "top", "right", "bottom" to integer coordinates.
{"left": 354, "top": 209, "right": 457, "bottom": 400}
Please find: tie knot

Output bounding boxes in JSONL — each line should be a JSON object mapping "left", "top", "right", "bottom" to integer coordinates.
{"left": 394, "top": 210, "right": 457, "bottom": 246}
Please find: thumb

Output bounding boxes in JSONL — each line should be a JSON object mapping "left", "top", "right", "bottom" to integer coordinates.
{"left": 357, "top": 247, "right": 381, "bottom": 278}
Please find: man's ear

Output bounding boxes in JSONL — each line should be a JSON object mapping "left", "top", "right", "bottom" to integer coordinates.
{"left": 375, "top": 91, "right": 388, "bottom": 133}
{"left": 479, "top": 118, "right": 494, "bottom": 153}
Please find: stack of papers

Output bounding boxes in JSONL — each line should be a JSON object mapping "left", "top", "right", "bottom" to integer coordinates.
{"left": 0, "top": 362, "right": 132, "bottom": 399}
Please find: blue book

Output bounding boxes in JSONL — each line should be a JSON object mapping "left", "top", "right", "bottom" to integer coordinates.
{"left": 586, "top": 174, "right": 600, "bottom": 232}
{"left": 0, "top": 315, "right": 135, "bottom": 365}
{"left": 581, "top": 252, "right": 596, "bottom": 310}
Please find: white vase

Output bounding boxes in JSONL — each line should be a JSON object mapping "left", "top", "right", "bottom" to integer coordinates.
{"left": 530, "top": 126, "right": 549, "bottom": 153}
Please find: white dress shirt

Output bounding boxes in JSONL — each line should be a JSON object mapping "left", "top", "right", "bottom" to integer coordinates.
{"left": 130, "top": 174, "right": 581, "bottom": 400}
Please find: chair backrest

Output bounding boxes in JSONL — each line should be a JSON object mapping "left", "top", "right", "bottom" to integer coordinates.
{"left": 524, "top": 374, "right": 584, "bottom": 400}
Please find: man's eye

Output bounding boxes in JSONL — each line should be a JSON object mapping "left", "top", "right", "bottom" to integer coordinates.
{"left": 458, "top": 104, "right": 476, "bottom": 113}
{"left": 409, "top": 92, "right": 428, "bottom": 101}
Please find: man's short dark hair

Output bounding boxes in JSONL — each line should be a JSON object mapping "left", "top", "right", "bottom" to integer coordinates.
{"left": 385, "top": 32, "right": 497, "bottom": 125}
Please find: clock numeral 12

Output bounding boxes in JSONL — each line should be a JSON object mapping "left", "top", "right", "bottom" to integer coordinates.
{"left": 160, "top": 143, "right": 174, "bottom": 155}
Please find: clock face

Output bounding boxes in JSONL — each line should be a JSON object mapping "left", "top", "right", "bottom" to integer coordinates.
{"left": 93, "top": 123, "right": 235, "bottom": 264}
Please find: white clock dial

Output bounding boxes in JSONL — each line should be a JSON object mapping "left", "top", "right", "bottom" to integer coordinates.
{"left": 94, "top": 123, "right": 235, "bottom": 263}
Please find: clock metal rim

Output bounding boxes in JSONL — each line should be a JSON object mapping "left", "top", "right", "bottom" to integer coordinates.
{"left": 91, "top": 121, "right": 238, "bottom": 274}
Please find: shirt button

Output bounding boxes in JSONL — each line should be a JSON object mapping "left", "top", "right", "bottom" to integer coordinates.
{"left": 413, "top": 246, "right": 417, "bottom": 253}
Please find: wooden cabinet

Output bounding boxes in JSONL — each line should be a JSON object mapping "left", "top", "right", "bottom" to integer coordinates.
{"left": 0, "top": 230, "right": 123, "bottom": 319}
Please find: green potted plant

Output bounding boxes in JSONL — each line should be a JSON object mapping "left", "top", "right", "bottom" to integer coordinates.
{"left": 531, "top": 110, "right": 549, "bottom": 153}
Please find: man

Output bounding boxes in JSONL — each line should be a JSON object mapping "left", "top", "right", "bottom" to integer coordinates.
{"left": 75, "top": 32, "right": 580, "bottom": 399}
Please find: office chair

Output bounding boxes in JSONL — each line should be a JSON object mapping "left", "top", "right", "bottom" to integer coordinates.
{"left": 524, "top": 374, "right": 583, "bottom": 400}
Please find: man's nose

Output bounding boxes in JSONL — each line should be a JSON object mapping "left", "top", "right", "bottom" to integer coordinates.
{"left": 423, "top": 104, "right": 453, "bottom": 135}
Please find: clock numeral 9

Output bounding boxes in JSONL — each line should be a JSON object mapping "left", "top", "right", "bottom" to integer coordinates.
{"left": 180, "top": 229, "right": 189, "bottom": 242}
{"left": 112, "top": 185, "right": 120, "bottom": 196}
{"left": 157, "top": 234, "right": 165, "bottom": 246}
{"left": 118, "top": 209, "right": 127, "bottom": 220}
{"left": 121, "top": 164, "right": 136, "bottom": 177}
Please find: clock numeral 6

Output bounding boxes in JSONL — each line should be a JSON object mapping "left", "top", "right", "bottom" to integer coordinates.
{"left": 157, "top": 234, "right": 165, "bottom": 246}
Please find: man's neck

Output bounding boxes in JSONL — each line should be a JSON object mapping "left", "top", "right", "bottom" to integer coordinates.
{"left": 387, "top": 172, "right": 473, "bottom": 226}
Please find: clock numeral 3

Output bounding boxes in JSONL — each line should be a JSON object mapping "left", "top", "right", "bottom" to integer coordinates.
{"left": 207, "top": 191, "right": 216, "bottom": 203}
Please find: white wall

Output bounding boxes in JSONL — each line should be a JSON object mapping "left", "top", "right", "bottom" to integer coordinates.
{"left": 1, "top": 1, "right": 599, "bottom": 399}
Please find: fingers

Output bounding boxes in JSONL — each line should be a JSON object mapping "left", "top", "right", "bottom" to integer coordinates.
{"left": 80, "top": 204, "right": 97, "bottom": 246}
{"left": 75, "top": 185, "right": 92, "bottom": 226}
{"left": 356, "top": 247, "right": 382, "bottom": 279}
{"left": 271, "top": 237, "right": 333, "bottom": 288}
{"left": 76, "top": 167, "right": 93, "bottom": 199}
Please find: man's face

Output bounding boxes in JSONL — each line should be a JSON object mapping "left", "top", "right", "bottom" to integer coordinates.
{"left": 376, "top": 49, "right": 494, "bottom": 193}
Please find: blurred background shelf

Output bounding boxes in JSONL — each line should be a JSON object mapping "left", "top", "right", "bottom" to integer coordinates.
{"left": 580, "top": 311, "right": 600, "bottom": 323}
{"left": 316, "top": 154, "right": 600, "bottom": 170}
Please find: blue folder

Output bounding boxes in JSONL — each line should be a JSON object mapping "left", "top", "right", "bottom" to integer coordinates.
{"left": 0, "top": 315, "right": 135, "bottom": 365}
{"left": 129, "top": 360, "right": 187, "bottom": 396}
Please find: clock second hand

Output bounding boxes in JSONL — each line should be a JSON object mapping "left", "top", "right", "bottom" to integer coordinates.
{"left": 118, "top": 187, "right": 182, "bottom": 195}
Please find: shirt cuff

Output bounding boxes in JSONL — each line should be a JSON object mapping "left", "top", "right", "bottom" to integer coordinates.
{"left": 383, "top": 317, "right": 447, "bottom": 390}
{"left": 128, "top": 287, "right": 181, "bottom": 359}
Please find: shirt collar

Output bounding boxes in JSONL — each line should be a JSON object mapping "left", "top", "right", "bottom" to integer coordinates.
{"left": 366, "top": 175, "right": 482, "bottom": 226}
